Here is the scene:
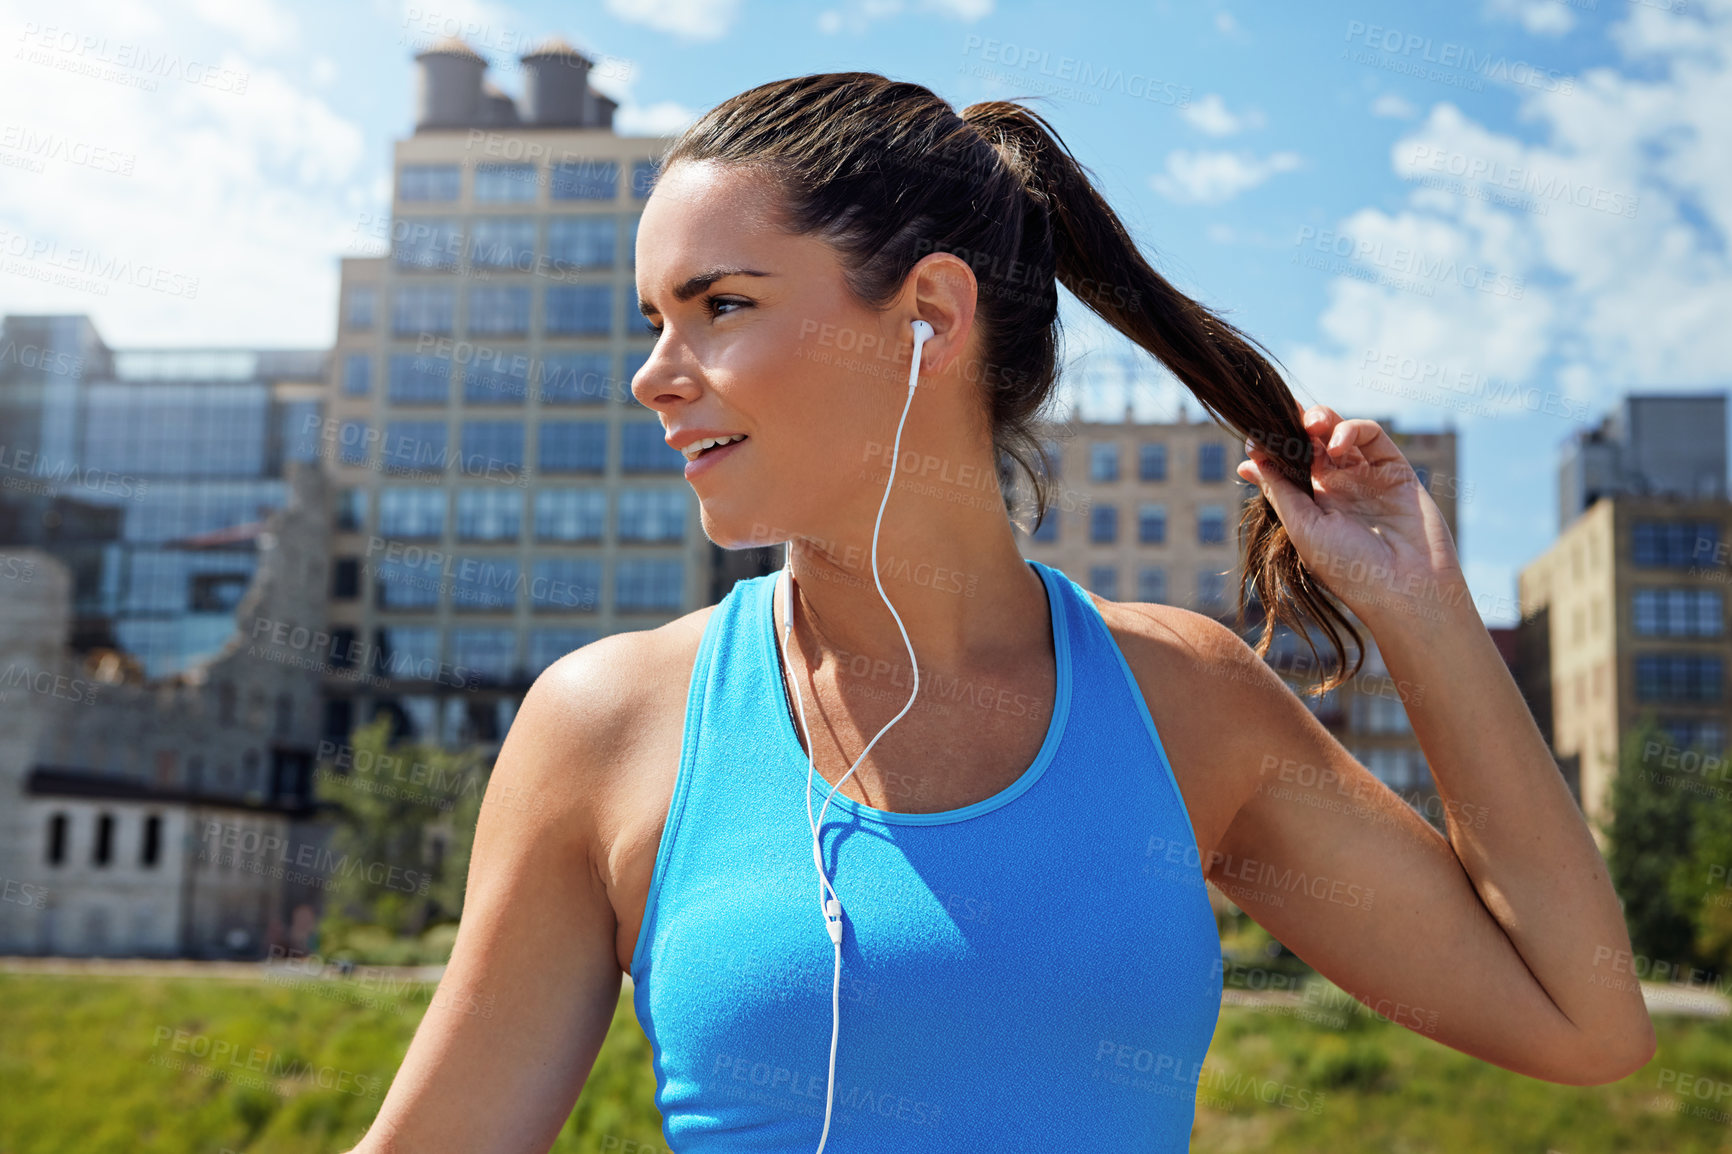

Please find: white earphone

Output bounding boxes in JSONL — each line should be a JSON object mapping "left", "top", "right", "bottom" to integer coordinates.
{"left": 779, "top": 317, "right": 932, "bottom": 1151}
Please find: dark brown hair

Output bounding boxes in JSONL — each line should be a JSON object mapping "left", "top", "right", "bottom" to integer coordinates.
{"left": 659, "top": 72, "right": 1362, "bottom": 691}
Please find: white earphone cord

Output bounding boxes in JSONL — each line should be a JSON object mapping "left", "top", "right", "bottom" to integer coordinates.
{"left": 779, "top": 318, "right": 932, "bottom": 1153}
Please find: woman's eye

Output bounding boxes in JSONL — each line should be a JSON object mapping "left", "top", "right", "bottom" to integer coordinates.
{"left": 706, "top": 296, "right": 748, "bottom": 318}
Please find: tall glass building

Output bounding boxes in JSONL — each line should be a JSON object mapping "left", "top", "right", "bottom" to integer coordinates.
{"left": 320, "top": 35, "right": 776, "bottom": 750}
{"left": 0, "top": 314, "right": 328, "bottom": 677}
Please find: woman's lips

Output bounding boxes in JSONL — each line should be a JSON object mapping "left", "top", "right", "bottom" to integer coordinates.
{"left": 684, "top": 435, "right": 748, "bottom": 479}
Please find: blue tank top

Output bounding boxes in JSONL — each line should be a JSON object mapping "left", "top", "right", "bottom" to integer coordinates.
{"left": 630, "top": 558, "right": 1222, "bottom": 1151}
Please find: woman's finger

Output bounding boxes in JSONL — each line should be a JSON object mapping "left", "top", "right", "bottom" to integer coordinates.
{"left": 1240, "top": 448, "right": 1320, "bottom": 539}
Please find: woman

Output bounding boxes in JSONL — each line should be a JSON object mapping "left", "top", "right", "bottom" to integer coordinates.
{"left": 349, "top": 74, "right": 1654, "bottom": 1153}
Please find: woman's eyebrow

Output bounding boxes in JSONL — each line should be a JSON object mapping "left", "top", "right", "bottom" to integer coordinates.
{"left": 638, "top": 266, "right": 773, "bottom": 317}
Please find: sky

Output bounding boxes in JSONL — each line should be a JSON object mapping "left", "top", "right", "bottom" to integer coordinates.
{"left": 0, "top": 0, "right": 1727, "bottom": 624}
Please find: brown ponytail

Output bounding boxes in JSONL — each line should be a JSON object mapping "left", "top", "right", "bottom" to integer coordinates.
{"left": 663, "top": 75, "right": 1363, "bottom": 692}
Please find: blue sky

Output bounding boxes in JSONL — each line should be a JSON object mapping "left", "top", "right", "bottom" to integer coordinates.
{"left": 2, "top": 0, "right": 1727, "bottom": 622}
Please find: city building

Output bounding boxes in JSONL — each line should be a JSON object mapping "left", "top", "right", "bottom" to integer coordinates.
{"left": 0, "top": 313, "right": 329, "bottom": 677}
{"left": 1518, "top": 392, "right": 1732, "bottom": 830}
{"left": 1558, "top": 393, "right": 1726, "bottom": 530}
{"left": 0, "top": 463, "right": 331, "bottom": 958}
{"left": 1012, "top": 401, "right": 1461, "bottom": 804}
{"left": 319, "top": 35, "right": 774, "bottom": 751}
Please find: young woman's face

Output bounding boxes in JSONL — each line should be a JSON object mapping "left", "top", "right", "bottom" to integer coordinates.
{"left": 631, "top": 159, "right": 928, "bottom": 550}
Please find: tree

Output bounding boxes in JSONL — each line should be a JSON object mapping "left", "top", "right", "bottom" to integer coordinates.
{"left": 311, "top": 716, "right": 486, "bottom": 956}
{"left": 1601, "top": 718, "right": 1707, "bottom": 969}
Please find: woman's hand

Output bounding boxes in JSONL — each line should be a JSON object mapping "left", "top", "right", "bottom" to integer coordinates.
{"left": 1236, "top": 405, "right": 1469, "bottom": 631}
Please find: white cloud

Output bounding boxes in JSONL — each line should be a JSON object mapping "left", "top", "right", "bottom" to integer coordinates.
{"left": 1286, "top": 0, "right": 1732, "bottom": 429}
{"left": 817, "top": 0, "right": 992, "bottom": 35}
{"left": 1483, "top": 0, "right": 1577, "bottom": 37}
{"left": 1182, "top": 93, "right": 1265, "bottom": 136}
{"left": 1150, "top": 149, "right": 1302, "bottom": 204}
{"left": 1371, "top": 92, "right": 1418, "bottom": 119}
{"left": 0, "top": 4, "right": 372, "bottom": 346}
{"left": 615, "top": 100, "right": 701, "bottom": 136}
{"left": 1215, "top": 10, "right": 1239, "bottom": 36}
{"left": 184, "top": 0, "right": 300, "bottom": 55}
{"left": 606, "top": 0, "right": 744, "bottom": 40}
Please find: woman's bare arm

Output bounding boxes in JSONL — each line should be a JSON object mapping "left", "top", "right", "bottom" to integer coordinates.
{"left": 344, "top": 634, "right": 649, "bottom": 1154}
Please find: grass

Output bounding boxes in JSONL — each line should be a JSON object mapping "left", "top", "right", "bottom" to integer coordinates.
{"left": 2, "top": 972, "right": 1731, "bottom": 1152}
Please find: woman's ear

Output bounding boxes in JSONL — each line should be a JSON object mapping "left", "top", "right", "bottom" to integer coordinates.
{"left": 904, "top": 251, "right": 978, "bottom": 381}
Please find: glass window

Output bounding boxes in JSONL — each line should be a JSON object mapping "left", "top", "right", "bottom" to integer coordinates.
{"left": 1090, "top": 503, "right": 1118, "bottom": 544}
{"left": 468, "top": 286, "right": 531, "bottom": 335}
{"left": 631, "top": 159, "right": 659, "bottom": 199}
{"left": 539, "top": 352, "right": 614, "bottom": 404}
{"left": 532, "top": 558, "right": 602, "bottom": 611}
{"left": 1031, "top": 508, "right": 1059, "bottom": 543}
{"left": 345, "top": 286, "right": 376, "bottom": 330}
{"left": 473, "top": 163, "right": 537, "bottom": 203}
{"left": 342, "top": 353, "right": 372, "bottom": 396}
{"left": 338, "top": 419, "right": 370, "bottom": 465}
{"left": 1198, "top": 442, "right": 1227, "bottom": 482}
{"left": 1137, "top": 566, "right": 1167, "bottom": 603}
{"left": 1632, "top": 521, "right": 1719, "bottom": 568}
{"left": 334, "top": 487, "right": 366, "bottom": 531}
{"left": 622, "top": 422, "right": 684, "bottom": 473}
{"left": 546, "top": 216, "right": 617, "bottom": 271}
{"left": 545, "top": 284, "right": 613, "bottom": 335}
{"left": 529, "top": 628, "right": 600, "bottom": 674}
{"left": 452, "top": 557, "right": 519, "bottom": 612}
{"left": 1634, "top": 589, "right": 1724, "bottom": 637}
{"left": 393, "top": 217, "right": 462, "bottom": 270}
{"left": 629, "top": 215, "right": 639, "bottom": 268}
{"left": 1138, "top": 503, "right": 1166, "bottom": 545}
{"left": 1139, "top": 442, "right": 1167, "bottom": 481}
{"left": 334, "top": 558, "right": 362, "bottom": 601}
{"left": 616, "top": 558, "right": 683, "bottom": 611}
{"left": 450, "top": 627, "right": 516, "bottom": 684}
{"left": 1198, "top": 504, "right": 1227, "bottom": 545}
{"left": 1197, "top": 569, "right": 1227, "bottom": 611}
{"left": 379, "top": 487, "right": 446, "bottom": 538}
{"left": 392, "top": 285, "right": 455, "bottom": 336}
{"left": 387, "top": 353, "right": 451, "bottom": 404}
{"left": 551, "top": 159, "right": 619, "bottom": 200}
{"left": 534, "top": 489, "right": 606, "bottom": 541}
{"left": 1636, "top": 655, "right": 1724, "bottom": 701}
{"left": 1088, "top": 565, "right": 1119, "bottom": 600}
{"left": 456, "top": 488, "right": 521, "bottom": 540}
{"left": 539, "top": 421, "right": 608, "bottom": 473}
{"left": 374, "top": 626, "right": 442, "bottom": 679}
{"left": 1090, "top": 442, "right": 1119, "bottom": 482}
{"left": 460, "top": 421, "right": 525, "bottom": 473}
{"left": 376, "top": 557, "right": 440, "bottom": 609}
{"left": 383, "top": 420, "right": 449, "bottom": 474}
{"left": 469, "top": 217, "right": 536, "bottom": 270}
{"left": 399, "top": 164, "right": 460, "bottom": 202}
{"left": 463, "top": 350, "right": 531, "bottom": 405}
{"left": 618, "top": 489, "right": 687, "bottom": 541}
{"left": 83, "top": 380, "right": 268, "bottom": 475}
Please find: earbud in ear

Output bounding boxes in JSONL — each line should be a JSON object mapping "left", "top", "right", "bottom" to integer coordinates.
{"left": 911, "top": 320, "right": 934, "bottom": 342}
